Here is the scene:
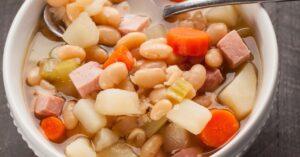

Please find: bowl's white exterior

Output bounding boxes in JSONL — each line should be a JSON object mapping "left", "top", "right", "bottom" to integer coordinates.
{"left": 3, "top": 0, "right": 278, "bottom": 157}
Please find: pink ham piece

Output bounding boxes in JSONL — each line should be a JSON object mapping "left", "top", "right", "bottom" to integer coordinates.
{"left": 69, "top": 61, "right": 102, "bottom": 97}
{"left": 172, "top": 147, "right": 203, "bottom": 157}
{"left": 201, "top": 68, "right": 224, "bottom": 92}
{"left": 217, "top": 30, "right": 251, "bottom": 69}
{"left": 118, "top": 14, "right": 150, "bottom": 34}
{"left": 34, "top": 94, "right": 65, "bottom": 118}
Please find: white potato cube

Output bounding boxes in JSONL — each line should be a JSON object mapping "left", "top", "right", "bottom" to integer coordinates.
{"left": 65, "top": 137, "right": 96, "bottom": 157}
{"left": 205, "top": 6, "right": 238, "bottom": 27}
{"left": 167, "top": 100, "right": 212, "bottom": 135}
{"left": 63, "top": 12, "right": 99, "bottom": 48}
{"left": 218, "top": 63, "right": 257, "bottom": 119}
{"left": 93, "top": 128, "right": 119, "bottom": 152}
{"left": 95, "top": 89, "right": 143, "bottom": 115}
{"left": 73, "top": 99, "right": 107, "bottom": 134}
{"left": 85, "top": 0, "right": 106, "bottom": 16}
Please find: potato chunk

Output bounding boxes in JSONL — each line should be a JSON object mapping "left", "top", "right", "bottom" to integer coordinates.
{"left": 95, "top": 89, "right": 143, "bottom": 115}
{"left": 63, "top": 12, "right": 99, "bottom": 48}
{"left": 205, "top": 6, "right": 238, "bottom": 27}
{"left": 167, "top": 100, "right": 212, "bottom": 135}
{"left": 65, "top": 137, "right": 96, "bottom": 157}
{"left": 218, "top": 63, "right": 257, "bottom": 119}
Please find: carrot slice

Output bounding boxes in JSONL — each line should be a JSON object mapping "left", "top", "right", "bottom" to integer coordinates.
{"left": 198, "top": 109, "right": 239, "bottom": 148}
{"left": 41, "top": 116, "right": 65, "bottom": 142}
{"left": 167, "top": 27, "right": 210, "bottom": 57}
{"left": 103, "top": 45, "right": 134, "bottom": 71}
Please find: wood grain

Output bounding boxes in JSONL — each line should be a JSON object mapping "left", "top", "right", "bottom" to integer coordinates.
{"left": 0, "top": 1, "right": 299, "bottom": 157}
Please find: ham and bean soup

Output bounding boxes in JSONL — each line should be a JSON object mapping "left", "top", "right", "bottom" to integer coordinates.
{"left": 24, "top": 0, "right": 261, "bottom": 156}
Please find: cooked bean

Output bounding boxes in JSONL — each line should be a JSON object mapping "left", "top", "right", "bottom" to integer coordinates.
{"left": 127, "top": 128, "right": 146, "bottom": 147}
{"left": 98, "top": 26, "right": 121, "bottom": 46}
{"left": 140, "top": 38, "right": 172, "bottom": 60}
{"left": 47, "top": 0, "right": 69, "bottom": 7}
{"left": 193, "top": 95, "right": 213, "bottom": 107}
{"left": 140, "top": 134, "right": 163, "bottom": 157}
{"left": 183, "top": 64, "right": 206, "bottom": 90}
{"left": 206, "top": 23, "right": 228, "bottom": 45}
{"left": 56, "top": 45, "right": 86, "bottom": 62}
{"left": 27, "top": 67, "right": 42, "bottom": 86}
{"left": 99, "top": 62, "right": 128, "bottom": 89}
{"left": 66, "top": 2, "right": 85, "bottom": 21}
{"left": 131, "top": 68, "right": 167, "bottom": 88}
{"left": 139, "top": 60, "right": 167, "bottom": 70}
{"left": 116, "top": 32, "right": 147, "bottom": 50}
{"left": 165, "top": 65, "right": 183, "bottom": 86}
{"left": 116, "top": 77, "right": 136, "bottom": 92}
{"left": 150, "top": 99, "right": 172, "bottom": 121}
{"left": 112, "top": 116, "right": 138, "bottom": 137}
{"left": 149, "top": 88, "right": 168, "bottom": 104}
{"left": 178, "top": 19, "right": 195, "bottom": 28}
{"left": 85, "top": 46, "right": 108, "bottom": 64}
{"left": 192, "top": 11, "right": 207, "bottom": 30}
{"left": 39, "top": 80, "right": 56, "bottom": 91}
{"left": 130, "top": 48, "right": 143, "bottom": 60}
{"left": 92, "top": 6, "right": 121, "bottom": 28}
{"left": 109, "top": 0, "right": 125, "bottom": 4}
{"left": 205, "top": 48, "right": 223, "bottom": 68}
{"left": 62, "top": 101, "right": 78, "bottom": 130}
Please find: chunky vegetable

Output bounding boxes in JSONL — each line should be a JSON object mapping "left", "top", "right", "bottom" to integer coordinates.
{"left": 167, "top": 100, "right": 212, "bottom": 135}
{"left": 103, "top": 46, "right": 134, "bottom": 71}
{"left": 205, "top": 6, "right": 238, "bottom": 27}
{"left": 167, "top": 27, "right": 210, "bottom": 57}
{"left": 95, "top": 89, "right": 143, "bottom": 115}
{"left": 65, "top": 137, "right": 96, "bottom": 157}
{"left": 63, "top": 12, "right": 99, "bottom": 48}
{"left": 40, "top": 116, "right": 65, "bottom": 142}
{"left": 218, "top": 63, "right": 257, "bottom": 119}
{"left": 198, "top": 109, "right": 239, "bottom": 148}
{"left": 142, "top": 116, "right": 168, "bottom": 138}
{"left": 93, "top": 128, "right": 119, "bottom": 151}
{"left": 167, "top": 78, "right": 194, "bottom": 103}
{"left": 144, "top": 24, "right": 167, "bottom": 39}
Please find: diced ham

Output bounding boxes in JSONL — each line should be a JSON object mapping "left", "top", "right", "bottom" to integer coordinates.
{"left": 34, "top": 94, "right": 65, "bottom": 118}
{"left": 118, "top": 14, "right": 150, "bottom": 34}
{"left": 201, "top": 68, "right": 224, "bottom": 92}
{"left": 172, "top": 147, "right": 203, "bottom": 157}
{"left": 217, "top": 30, "right": 251, "bottom": 69}
{"left": 69, "top": 61, "right": 102, "bottom": 97}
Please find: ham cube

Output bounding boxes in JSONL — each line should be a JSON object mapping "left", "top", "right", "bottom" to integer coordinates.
{"left": 201, "top": 68, "right": 224, "bottom": 92}
{"left": 217, "top": 30, "right": 251, "bottom": 69}
{"left": 34, "top": 94, "right": 65, "bottom": 118}
{"left": 69, "top": 61, "right": 102, "bottom": 97}
{"left": 119, "top": 14, "right": 150, "bottom": 34}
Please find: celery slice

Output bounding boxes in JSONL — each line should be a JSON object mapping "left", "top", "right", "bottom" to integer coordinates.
{"left": 167, "top": 78, "right": 193, "bottom": 103}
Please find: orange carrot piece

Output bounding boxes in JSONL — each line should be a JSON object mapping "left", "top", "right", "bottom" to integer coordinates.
{"left": 198, "top": 109, "right": 239, "bottom": 148}
{"left": 41, "top": 116, "right": 65, "bottom": 142}
{"left": 167, "top": 27, "right": 210, "bottom": 57}
{"left": 103, "top": 45, "right": 134, "bottom": 71}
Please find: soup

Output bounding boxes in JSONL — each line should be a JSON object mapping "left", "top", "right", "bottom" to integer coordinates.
{"left": 24, "top": 0, "right": 261, "bottom": 156}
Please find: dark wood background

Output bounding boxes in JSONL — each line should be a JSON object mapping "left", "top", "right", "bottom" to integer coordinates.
{"left": 0, "top": 0, "right": 299, "bottom": 156}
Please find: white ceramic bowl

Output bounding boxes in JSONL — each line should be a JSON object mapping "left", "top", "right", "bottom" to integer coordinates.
{"left": 3, "top": 0, "right": 278, "bottom": 157}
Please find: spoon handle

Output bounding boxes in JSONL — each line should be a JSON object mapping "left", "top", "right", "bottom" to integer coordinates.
{"left": 163, "top": 0, "right": 300, "bottom": 18}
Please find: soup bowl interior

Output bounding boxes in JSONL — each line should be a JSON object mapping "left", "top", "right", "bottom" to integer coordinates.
{"left": 3, "top": 1, "right": 278, "bottom": 157}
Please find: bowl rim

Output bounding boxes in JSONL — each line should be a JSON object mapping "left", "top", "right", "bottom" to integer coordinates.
{"left": 3, "top": 1, "right": 278, "bottom": 157}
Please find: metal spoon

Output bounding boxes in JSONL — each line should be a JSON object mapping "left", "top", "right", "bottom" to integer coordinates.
{"left": 44, "top": 0, "right": 298, "bottom": 37}
{"left": 163, "top": 0, "right": 299, "bottom": 18}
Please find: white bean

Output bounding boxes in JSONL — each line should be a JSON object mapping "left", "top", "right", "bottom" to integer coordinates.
{"left": 116, "top": 77, "right": 136, "bottom": 92}
{"left": 140, "top": 134, "right": 163, "bottom": 157}
{"left": 131, "top": 68, "right": 167, "bottom": 88}
{"left": 56, "top": 45, "right": 86, "bottom": 62}
{"left": 183, "top": 64, "right": 206, "bottom": 90}
{"left": 27, "top": 67, "right": 42, "bottom": 86}
{"left": 92, "top": 6, "right": 121, "bottom": 28}
{"left": 149, "top": 88, "right": 168, "bottom": 104}
{"left": 206, "top": 23, "right": 228, "bottom": 45}
{"left": 85, "top": 46, "right": 108, "bottom": 64}
{"left": 140, "top": 38, "right": 172, "bottom": 60}
{"left": 62, "top": 101, "right": 78, "bottom": 130}
{"left": 127, "top": 128, "right": 146, "bottom": 147}
{"left": 165, "top": 65, "right": 183, "bottom": 86}
{"left": 116, "top": 32, "right": 147, "bottom": 50}
{"left": 98, "top": 26, "right": 121, "bottom": 46}
{"left": 150, "top": 99, "right": 173, "bottom": 121}
{"left": 99, "top": 62, "right": 128, "bottom": 89}
{"left": 205, "top": 48, "right": 223, "bottom": 68}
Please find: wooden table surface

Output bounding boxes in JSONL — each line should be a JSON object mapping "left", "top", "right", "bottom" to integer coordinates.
{"left": 0, "top": 0, "right": 300, "bottom": 156}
